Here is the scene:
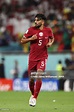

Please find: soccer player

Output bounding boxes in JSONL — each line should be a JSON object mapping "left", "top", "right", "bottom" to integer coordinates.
{"left": 21, "top": 13, "right": 54, "bottom": 107}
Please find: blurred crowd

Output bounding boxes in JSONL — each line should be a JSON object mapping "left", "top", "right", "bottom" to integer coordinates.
{"left": 0, "top": 0, "right": 74, "bottom": 53}
{"left": 56, "top": 53, "right": 74, "bottom": 91}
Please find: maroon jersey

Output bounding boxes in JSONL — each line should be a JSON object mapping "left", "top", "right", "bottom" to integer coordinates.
{"left": 23, "top": 26, "right": 53, "bottom": 61}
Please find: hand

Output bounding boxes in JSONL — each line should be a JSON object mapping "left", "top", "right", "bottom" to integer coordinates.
{"left": 31, "top": 34, "right": 37, "bottom": 40}
{"left": 21, "top": 34, "right": 37, "bottom": 44}
{"left": 46, "top": 37, "right": 54, "bottom": 47}
{"left": 46, "top": 42, "right": 52, "bottom": 47}
{"left": 21, "top": 38, "right": 25, "bottom": 43}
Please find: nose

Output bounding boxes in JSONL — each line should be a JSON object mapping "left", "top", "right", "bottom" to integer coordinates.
{"left": 35, "top": 21, "right": 37, "bottom": 25}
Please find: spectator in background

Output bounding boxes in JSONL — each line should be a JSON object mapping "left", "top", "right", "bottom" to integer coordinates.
{"left": 0, "top": 18, "right": 11, "bottom": 47}
{"left": 64, "top": 54, "right": 74, "bottom": 91}
{"left": 56, "top": 60, "right": 65, "bottom": 90}
{"left": 18, "top": 14, "right": 31, "bottom": 53}
{"left": 62, "top": 25, "right": 71, "bottom": 51}
{"left": 53, "top": 25, "right": 64, "bottom": 52}
{"left": 10, "top": 60, "right": 20, "bottom": 79}
{"left": 6, "top": 12, "right": 31, "bottom": 53}
{"left": 68, "top": 54, "right": 74, "bottom": 91}
{"left": 0, "top": 0, "right": 74, "bottom": 52}
{"left": 22, "top": 68, "right": 28, "bottom": 79}
{"left": 56, "top": 60, "right": 63, "bottom": 77}
{"left": 71, "top": 25, "right": 74, "bottom": 52}
{"left": 0, "top": 57, "right": 5, "bottom": 78}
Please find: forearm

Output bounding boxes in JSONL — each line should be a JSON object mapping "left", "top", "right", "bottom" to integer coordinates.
{"left": 21, "top": 34, "right": 37, "bottom": 44}
{"left": 46, "top": 36, "right": 54, "bottom": 47}
{"left": 21, "top": 37, "right": 31, "bottom": 44}
{"left": 49, "top": 36, "right": 54, "bottom": 44}
{"left": 52, "top": 37, "right": 54, "bottom": 44}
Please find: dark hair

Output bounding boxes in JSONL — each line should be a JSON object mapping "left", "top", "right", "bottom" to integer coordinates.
{"left": 58, "top": 60, "right": 62, "bottom": 64}
{"left": 35, "top": 13, "right": 46, "bottom": 21}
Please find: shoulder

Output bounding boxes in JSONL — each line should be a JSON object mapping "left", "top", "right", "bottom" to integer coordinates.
{"left": 44, "top": 27, "right": 52, "bottom": 31}
{"left": 44, "top": 27, "right": 54, "bottom": 37}
{"left": 29, "top": 26, "right": 36, "bottom": 30}
{"left": 25, "top": 26, "right": 35, "bottom": 33}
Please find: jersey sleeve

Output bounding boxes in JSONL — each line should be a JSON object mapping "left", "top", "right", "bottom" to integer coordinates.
{"left": 23, "top": 27, "right": 32, "bottom": 38}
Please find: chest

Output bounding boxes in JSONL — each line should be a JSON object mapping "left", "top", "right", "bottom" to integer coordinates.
{"left": 33, "top": 30, "right": 49, "bottom": 41}
{"left": 31, "top": 30, "right": 49, "bottom": 46}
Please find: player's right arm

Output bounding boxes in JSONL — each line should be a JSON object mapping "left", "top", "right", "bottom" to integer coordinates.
{"left": 21, "top": 27, "right": 37, "bottom": 44}
{"left": 21, "top": 34, "right": 37, "bottom": 44}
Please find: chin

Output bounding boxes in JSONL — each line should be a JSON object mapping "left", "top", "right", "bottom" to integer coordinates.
{"left": 35, "top": 24, "right": 41, "bottom": 28}
{"left": 35, "top": 25, "right": 40, "bottom": 28}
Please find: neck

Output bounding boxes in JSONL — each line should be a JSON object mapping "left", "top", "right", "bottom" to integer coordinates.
{"left": 39, "top": 25, "right": 44, "bottom": 30}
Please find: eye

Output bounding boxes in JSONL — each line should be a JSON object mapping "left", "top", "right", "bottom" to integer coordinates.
{"left": 35, "top": 18, "right": 41, "bottom": 21}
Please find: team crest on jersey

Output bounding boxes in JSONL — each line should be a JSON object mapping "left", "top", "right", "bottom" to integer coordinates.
{"left": 39, "top": 32, "right": 43, "bottom": 36}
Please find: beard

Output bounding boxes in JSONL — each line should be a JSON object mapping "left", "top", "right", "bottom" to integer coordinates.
{"left": 35, "top": 23, "right": 42, "bottom": 28}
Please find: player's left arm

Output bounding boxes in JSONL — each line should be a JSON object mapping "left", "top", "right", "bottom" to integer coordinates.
{"left": 46, "top": 36, "right": 54, "bottom": 47}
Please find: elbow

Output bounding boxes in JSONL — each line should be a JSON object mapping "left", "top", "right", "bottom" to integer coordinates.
{"left": 20, "top": 39, "right": 23, "bottom": 44}
{"left": 20, "top": 41, "right": 23, "bottom": 44}
{"left": 20, "top": 39, "right": 24, "bottom": 44}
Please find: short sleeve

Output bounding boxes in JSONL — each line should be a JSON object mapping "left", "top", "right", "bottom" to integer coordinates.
{"left": 23, "top": 27, "right": 32, "bottom": 38}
